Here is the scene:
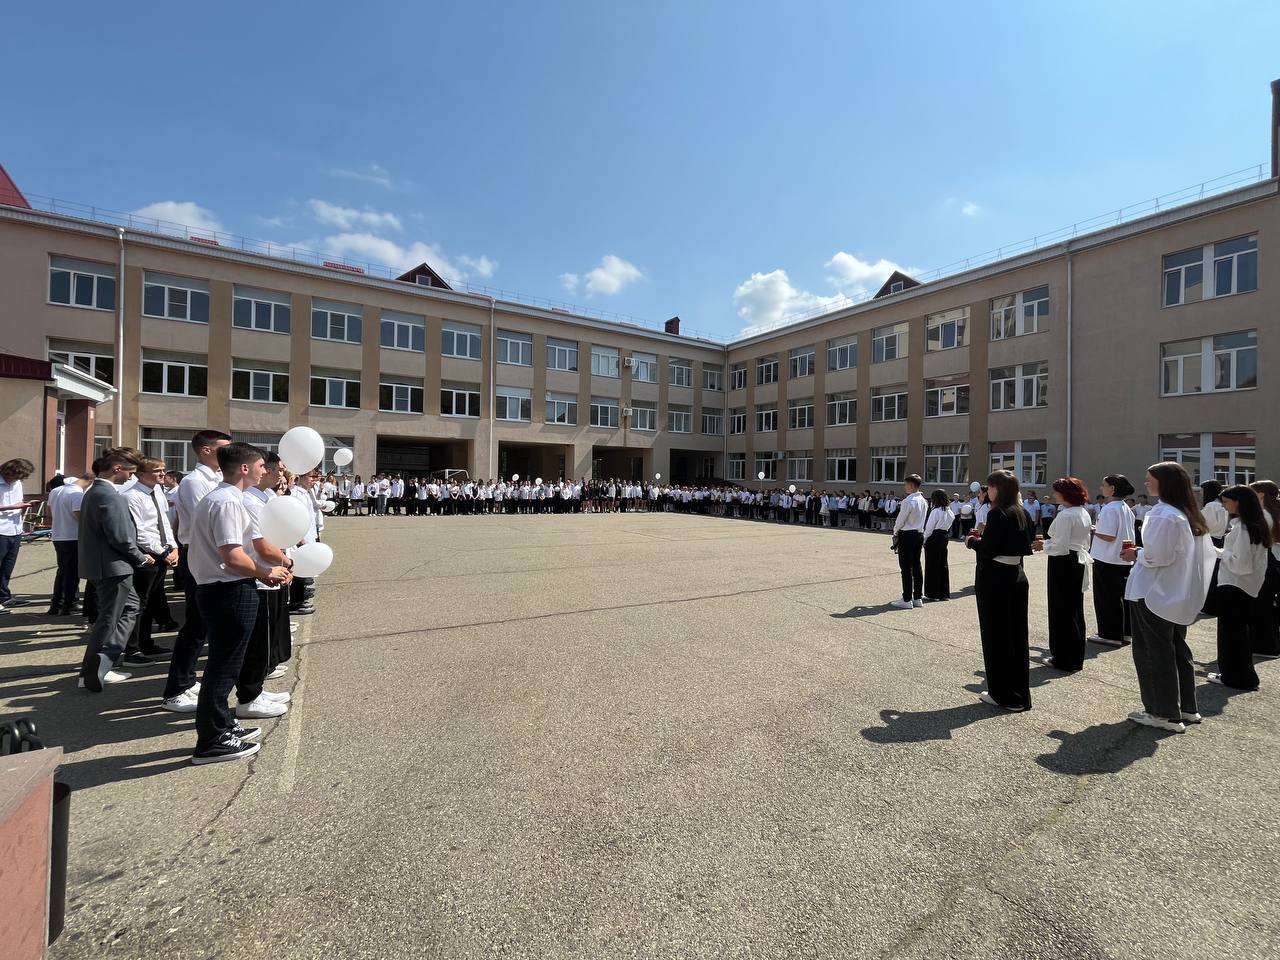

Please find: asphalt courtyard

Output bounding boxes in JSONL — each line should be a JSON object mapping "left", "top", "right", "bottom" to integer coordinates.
{"left": 2, "top": 511, "right": 1277, "bottom": 959}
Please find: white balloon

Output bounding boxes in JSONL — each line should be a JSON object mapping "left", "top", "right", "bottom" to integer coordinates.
{"left": 279, "top": 426, "right": 324, "bottom": 473}
{"left": 512, "top": 473, "right": 520, "bottom": 481}
{"left": 291, "top": 542, "right": 333, "bottom": 578}
{"left": 536, "top": 477, "right": 543, "bottom": 485}
{"left": 970, "top": 481, "right": 982, "bottom": 493}
{"left": 333, "top": 447, "right": 353, "bottom": 467}
{"left": 319, "top": 500, "right": 335, "bottom": 513}
{"left": 261, "top": 495, "right": 310, "bottom": 549}
{"left": 654, "top": 472, "right": 661, "bottom": 480}
{"left": 757, "top": 471, "right": 766, "bottom": 480}
{"left": 788, "top": 484, "right": 797, "bottom": 493}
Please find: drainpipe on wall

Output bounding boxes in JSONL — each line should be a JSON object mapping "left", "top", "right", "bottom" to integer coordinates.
{"left": 722, "top": 341, "right": 729, "bottom": 481}
{"left": 487, "top": 296, "right": 496, "bottom": 478}
{"left": 1065, "top": 249, "right": 1073, "bottom": 476}
{"left": 1271, "top": 78, "right": 1279, "bottom": 179}
{"left": 115, "top": 227, "right": 126, "bottom": 447}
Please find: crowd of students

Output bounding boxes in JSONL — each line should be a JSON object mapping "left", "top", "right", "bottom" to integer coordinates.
{"left": 3, "top": 441, "right": 1275, "bottom": 759}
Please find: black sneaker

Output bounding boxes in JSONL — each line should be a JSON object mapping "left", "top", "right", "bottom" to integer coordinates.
{"left": 192, "top": 735, "right": 260, "bottom": 765}
{"left": 122, "top": 651, "right": 159, "bottom": 665}
{"left": 231, "top": 724, "right": 262, "bottom": 743}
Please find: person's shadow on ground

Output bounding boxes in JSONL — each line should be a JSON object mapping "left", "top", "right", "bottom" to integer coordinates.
{"left": 860, "top": 702, "right": 1002, "bottom": 743}
{"left": 1035, "top": 721, "right": 1168, "bottom": 775}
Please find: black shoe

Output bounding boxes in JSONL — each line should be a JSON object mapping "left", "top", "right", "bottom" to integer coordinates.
{"left": 140, "top": 646, "right": 173, "bottom": 659}
{"left": 46, "top": 606, "right": 61, "bottom": 616}
{"left": 156, "top": 621, "right": 179, "bottom": 632}
{"left": 231, "top": 724, "right": 262, "bottom": 742}
{"left": 6, "top": 598, "right": 29, "bottom": 608}
{"left": 122, "top": 651, "right": 159, "bottom": 665}
{"left": 192, "top": 735, "right": 261, "bottom": 765}
{"left": 293, "top": 605, "right": 316, "bottom": 615}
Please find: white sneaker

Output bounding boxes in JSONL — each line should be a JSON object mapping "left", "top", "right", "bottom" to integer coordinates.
{"left": 1205, "top": 673, "right": 1224, "bottom": 686}
{"left": 1038, "top": 655, "right": 1055, "bottom": 667}
{"left": 289, "top": 623, "right": 299, "bottom": 633}
{"left": 1181, "top": 711, "right": 1203, "bottom": 724}
{"left": 187, "top": 682, "right": 201, "bottom": 695}
{"left": 889, "top": 599, "right": 915, "bottom": 610}
{"left": 1127, "top": 711, "right": 1185, "bottom": 733}
{"left": 102, "top": 668, "right": 132, "bottom": 684}
{"left": 978, "top": 691, "right": 1027, "bottom": 712}
{"left": 262, "top": 690, "right": 291, "bottom": 704}
{"left": 235, "top": 694, "right": 288, "bottom": 719}
{"left": 160, "top": 690, "right": 198, "bottom": 713}
{"left": 912, "top": 599, "right": 923, "bottom": 608}
{"left": 266, "top": 665, "right": 289, "bottom": 680}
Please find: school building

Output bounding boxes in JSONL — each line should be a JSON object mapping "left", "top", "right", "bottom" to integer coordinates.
{"left": 1, "top": 82, "right": 1278, "bottom": 491}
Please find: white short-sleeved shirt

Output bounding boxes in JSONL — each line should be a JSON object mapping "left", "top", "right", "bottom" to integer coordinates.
{"left": 1090, "top": 500, "right": 1136, "bottom": 565}
{"left": 176, "top": 463, "right": 222, "bottom": 546}
{"left": 50, "top": 484, "right": 86, "bottom": 541}
{"left": 244, "top": 486, "right": 281, "bottom": 592}
{"left": 188, "top": 483, "right": 261, "bottom": 585}
{"left": 0, "top": 479, "right": 25, "bottom": 536}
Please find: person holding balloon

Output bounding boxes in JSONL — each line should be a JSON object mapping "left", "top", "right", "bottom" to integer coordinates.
{"left": 289, "top": 469, "right": 324, "bottom": 616}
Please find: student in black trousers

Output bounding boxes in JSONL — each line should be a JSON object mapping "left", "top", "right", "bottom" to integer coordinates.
{"left": 889, "top": 475, "right": 928, "bottom": 609}
{"left": 1249, "top": 481, "right": 1280, "bottom": 658}
{"left": 967, "top": 470, "right": 1034, "bottom": 711}
{"left": 1207, "top": 486, "right": 1272, "bottom": 691}
{"left": 1088, "top": 475, "right": 1137, "bottom": 647}
{"left": 923, "top": 490, "right": 953, "bottom": 601}
{"left": 1032, "top": 478, "right": 1093, "bottom": 672}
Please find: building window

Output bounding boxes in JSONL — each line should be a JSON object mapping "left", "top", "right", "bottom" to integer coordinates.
{"left": 142, "top": 356, "right": 208, "bottom": 397}
{"left": 310, "top": 374, "right": 361, "bottom": 409}
{"left": 496, "top": 330, "right": 533, "bottom": 366}
{"left": 827, "top": 337, "right": 857, "bottom": 371}
{"left": 756, "top": 357, "right": 779, "bottom": 385}
{"left": 667, "top": 404, "right": 692, "bottom": 433}
{"left": 701, "top": 408, "right": 722, "bottom": 435}
{"left": 729, "top": 407, "right": 747, "bottom": 435}
{"left": 924, "top": 443, "right": 969, "bottom": 484}
{"left": 786, "top": 451, "right": 813, "bottom": 482}
{"left": 754, "top": 455, "right": 777, "bottom": 481}
{"left": 232, "top": 367, "right": 289, "bottom": 404}
{"left": 871, "top": 446, "right": 907, "bottom": 484}
{"left": 141, "top": 428, "right": 197, "bottom": 473}
{"left": 547, "top": 338, "right": 579, "bottom": 371}
{"left": 440, "top": 383, "right": 481, "bottom": 418}
{"left": 591, "top": 345, "right": 620, "bottom": 378}
{"left": 872, "top": 323, "right": 908, "bottom": 363}
{"left": 1160, "top": 431, "right": 1255, "bottom": 485}
{"left": 379, "top": 382, "right": 425, "bottom": 414}
{"left": 924, "top": 374, "right": 970, "bottom": 417}
{"left": 989, "top": 362, "right": 1048, "bottom": 411}
{"left": 1161, "top": 330, "right": 1258, "bottom": 396}
{"left": 48, "top": 348, "right": 113, "bottom": 385}
{"left": 443, "top": 322, "right": 483, "bottom": 360}
{"left": 826, "top": 392, "right": 856, "bottom": 426}
{"left": 381, "top": 312, "right": 426, "bottom": 352}
{"left": 312, "top": 305, "right": 362, "bottom": 344}
{"left": 494, "top": 386, "right": 531, "bottom": 421}
{"left": 826, "top": 448, "right": 856, "bottom": 483}
{"left": 989, "top": 439, "right": 1047, "bottom": 487}
{"left": 756, "top": 404, "right": 778, "bottom": 433}
{"left": 990, "top": 285, "right": 1048, "bottom": 340}
{"left": 730, "top": 363, "right": 748, "bottom": 391}
{"left": 788, "top": 346, "right": 815, "bottom": 379}
{"left": 703, "top": 364, "right": 723, "bottom": 391}
{"left": 630, "top": 402, "right": 657, "bottom": 431}
{"left": 143, "top": 272, "right": 210, "bottom": 323}
{"left": 589, "top": 396, "right": 620, "bottom": 427}
{"left": 233, "top": 288, "right": 291, "bottom": 334}
{"left": 871, "top": 385, "right": 908, "bottom": 422}
{"left": 545, "top": 392, "right": 578, "bottom": 425}
{"left": 632, "top": 352, "right": 658, "bottom": 383}
{"left": 788, "top": 398, "right": 814, "bottom": 430}
{"left": 49, "top": 256, "right": 116, "bottom": 310}
{"left": 1213, "top": 235, "right": 1259, "bottom": 298}
{"left": 669, "top": 358, "right": 693, "bottom": 388}
{"left": 727, "top": 453, "right": 746, "bottom": 481}
{"left": 926, "top": 307, "right": 968, "bottom": 351}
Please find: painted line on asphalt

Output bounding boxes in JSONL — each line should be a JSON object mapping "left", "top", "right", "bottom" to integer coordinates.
{"left": 277, "top": 616, "right": 310, "bottom": 794}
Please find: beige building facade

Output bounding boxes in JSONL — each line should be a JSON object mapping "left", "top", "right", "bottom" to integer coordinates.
{"left": 0, "top": 174, "right": 1275, "bottom": 493}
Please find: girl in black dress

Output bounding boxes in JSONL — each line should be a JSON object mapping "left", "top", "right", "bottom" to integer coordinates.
{"left": 967, "top": 469, "right": 1035, "bottom": 711}
{"left": 923, "top": 489, "right": 953, "bottom": 600}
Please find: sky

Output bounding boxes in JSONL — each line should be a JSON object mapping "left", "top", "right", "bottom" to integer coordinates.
{"left": 2, "top": 2, "right": 1277, "bottom": 342}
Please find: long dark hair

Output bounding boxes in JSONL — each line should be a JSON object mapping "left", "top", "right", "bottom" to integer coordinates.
{"left": 1148, "top": 462, "right": 1208, "bottom": 537}
{"left": 930, "top": 489, "right": 949, "bottom": 509}
{"left": 1201, "top": 479, "right": 1223, "bottom": 504}
{"left": 1222, "top": 485, "right": 1273, "bottom": 548}
{"left": 1250, "top": 480, "right": 1280, "bottom": 541}
{"left": 985, "top": 470, "right": 1028, "bottom": 530}
{"left": 1103, "top": 474, "right": 1134, "bottom": 498}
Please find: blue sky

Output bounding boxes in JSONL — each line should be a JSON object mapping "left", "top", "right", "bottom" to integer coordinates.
{"left": 3, "top": 2, "right": 1277, "bottom": 340}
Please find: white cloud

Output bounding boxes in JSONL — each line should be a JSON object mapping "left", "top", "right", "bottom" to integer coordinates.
{"left": 310, "top": 232, "right": 494, "bottom": 284}
{"left": 943, "top": 196, "right": 984, "bottom": 217}
{"left": 580, "top": 254, "right": 643, "bottom": 296}
{"left": 255, "top": 214, "right": 289, "bottom": 229}
{"left": 307, "top": 198, "right": 402, "bottom": 232}
{"left": 733, "top": 269, "right": 848, "bottom": 338}
{"left": 328, "top": 163, "right": 397, "bottom": 189}
{"left": 458, "top": 255, "right": 497, "bottom": 280}
{"left": 131, "top": 201, "right": 224, "bottom": 235}
{"left": 825, "top": 252, "right": 909, "bottom": 297}
{"left": 560, "top": 272, "right": 580, "bottom": 294}
{"left": 961, "top": 200, "right": 982, "bottom": 217}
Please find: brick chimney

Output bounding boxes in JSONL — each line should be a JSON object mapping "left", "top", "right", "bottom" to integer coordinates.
{"left": 664, "top": 316, "right": 681, "bottom": 335}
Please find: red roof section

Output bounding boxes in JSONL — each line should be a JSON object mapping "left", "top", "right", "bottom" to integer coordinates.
{"left": 0, "top": 353, "right": 52, "bottom": 382}
{"left": 0, "top": 163, "right": 30, "bottom": 209}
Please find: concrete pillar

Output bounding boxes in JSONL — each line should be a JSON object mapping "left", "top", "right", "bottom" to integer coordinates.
{"left": 121, "top": 264, "right": 143, "bottom": 446}
{"left": 360, "top": 304, "right": 380, "bottom": 413}
{"left": 289, "top": 293, "right": 313, "bottom": 424}
{"left": 906, "top": 316, "right": 925, "bottom": 476}
{"left": 63, "top": 399, "right": 96, "bottom": 476}
{"left": 855, "top": 330, "right": 873, "bottom": 484}
{"left": 967, "top": 300, "right": 990, "bottom": 485}
{"left": 206, "top": 279, "right": 233, "bottom": 433}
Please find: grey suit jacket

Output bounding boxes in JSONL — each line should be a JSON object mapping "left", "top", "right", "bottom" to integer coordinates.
{"left": 78, "top": 479, "right": 149, "bottom": 580}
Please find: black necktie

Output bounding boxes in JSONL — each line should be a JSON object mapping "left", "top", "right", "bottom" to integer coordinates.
{"left": 152, "top": 488, "right": 169, "bottom": 552}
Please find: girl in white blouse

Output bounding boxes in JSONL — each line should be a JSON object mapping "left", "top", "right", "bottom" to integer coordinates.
{"left": 1121, "top": 463, "right": 1216, "bottom": 733}
{"left": 1032, "top": 478, "right": 1093, "bottom": 671}
{"left": 1089, "top": 475, "right": 1137, "bottom": 647}
{"left": 1200, "top": 480, "right": 1229, "bottom": 616}
{"left": 1208, "top": 486, "right": 1273, "bottom": 690}
{"left": 1249, "top": 480, "right": 1280, "bottom": 658}
{"left": 922, "top": 490, "right": 955, "bottom": 601}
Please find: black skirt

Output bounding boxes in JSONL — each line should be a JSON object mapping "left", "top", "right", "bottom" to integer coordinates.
{"left": 924, "top": 530, "right": 950, "bottom": 600}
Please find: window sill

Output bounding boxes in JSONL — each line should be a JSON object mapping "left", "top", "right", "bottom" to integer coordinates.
{"left": 443, "top": 353, "right": 482, "bottom": 362}
{"left": 495, "top": 417, "right": 532, "bottom": 423}
{"left": 1161, "top": 386, "right": 1257, "bottom": 398}
{"left": 141, "top": 391, "right": 206, "bottom": 399}
{"left": 233, "top": 324, "right": 290, "bottom": 336}
{"left": 441, "top": 413, "right": 480, "bottom": 419}
{"left": 48, "top": 300, "right": 114, "bottom": 312}
{"left": 496, "top": 360, "right": 534, "bottom": 368}
{"left": 310, "top": 404, "right": 361, "bottom": 410}
{"left": 989, "top": 406, "right": 1050, "bottom": 413}
{"left": 231, "top": 398, "right": 288, "bottom": 405}
{"left": 312, "top": 336, "right": 363, "bottom": 346}
{"left": 378, "top": 409, "right": 424, "bottom": 416}
{"left": 380, "top": 345, "right": 425, "bottom": 354}
{"left": 143, "top": 313, "right": 209, "bottom": 325}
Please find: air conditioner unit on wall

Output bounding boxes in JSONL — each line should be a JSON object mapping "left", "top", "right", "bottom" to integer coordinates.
{"left": 623, "top": 356, "right": 635, "bottom": 368}
{"left": 623, "top": 407, "right": 633, "bottom": 417}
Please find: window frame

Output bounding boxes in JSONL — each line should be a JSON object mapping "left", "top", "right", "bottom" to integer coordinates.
{"left": 788, "top": 398, "right": 814, "bottom": 430}
{"left": 870, "top": 446, "right": 907, "bottom": 484}
{"left": 872, "top": 323, "right": 908, "bottom": 363}
{"left": 545, "top": 392, "right": 578, "bottom": 425}
{"left": 925, "top": 308, "right": 968, "bottom": 352}
{"left": 988, "top": 439, "right": 1047, "bottom": 487}
{"left": 755, "top": 404, "right": 778, "bottom": 433}
{"left": 442, "top": 324, "right": 483, "bottom": 361}
{"left": 142, "top": 275, "right": 210, "bottom": 324}
{"left": 702, "top": 365, "right": 723, "bottom": 391}
{"left": 310, "top": 374, "right": 362, "bottom": 409}
{"left": 312, "top": 308, "right": 363, "bottom": 344}
{"left": 380, "top": 315, "right": 426, "bottom": 353}
{"left": 48, "top": 259, "right": 116, "bottom": 311}
{"left": 923, "top": 443, "right": 970, "bottom": 484}
{"left": 870, "top": 387, "right": 908, "bottom": 422}
{"left": 631, "top": 402, "right": 657, "bottom": 432}
{"left": 989, "top": 362, "right": 1049, "bottom": 411}
{"left": 232, "top": 366, "right": 289, "bottom": 404}
{"left": 668, "top": 359, "right": 693, "bottom": 388}
{"left": 632, "top": 352, "right": 659, "bottom": 384}
{"left": 589, "top": 396, "right": 620, "bottom": 428}
{"left": 825, "top": 449, "right": 856, "bottom": 483}
{"left": 378, "top": 382, "right": 425, "bottom": 415}
{"left": 141, "top": 357, "right": 208, "bottom": 398}
{"left": 667, "top": 404, "right": 692, "bottom": 433}
{"left": 786, "top": 453, "right": 813, "bottom": 482}
{"left": 493, "top": 386, "right": 532, "bottom": 422}
{"left": 233, "top": 294, "right": 291, "bottom": 334}
{"left": 496, "top": 330, "right": 534, "bottom": 367}
{"left": 924, "top": 377, "right": 971, "bottom": 418}
{"left": 729, "top": 408, "right": 747, "bottom": 435}
{"left": 440, "top": 384, "right": 482, "bottom": 418}
{"left": 729, "top": 364, "right": 748, "bottom": 391}
{"left": 727, "top": 453, "right": 746, "bottom": 481}
{"left": 756, "top": 357, "right": 779, "bottom": 385}
{"left": 590, "top": 346, "right": 620, "bottom": 379}
{"left": 1211, "top": 235, "right": 1258, "bottom": 299}
{"left": 701, "top": 408, "right": 723, "bottom": 436}
{"left": 827, "top": 338, "right": 857, "bottom": 371}
{"left": 546, "top": 339, "right": 580, "bottom": 372}
{"left": 48, "top": 349, "right": 114, "bottom": 385}
{"left": 788, "top": 346, "right": 815, "bottom": 379}
{"left": 826, "top": 392, "right": 856, "bottom": 426}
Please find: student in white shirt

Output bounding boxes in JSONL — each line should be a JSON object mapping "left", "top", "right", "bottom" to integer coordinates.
{"left": 0, "top": 457, "right": 36, "bottom": 613}
{"left": 922, "top": 489, "right": 955, "bottom": 601}
{"left": 289, "top": 470, "right": 323, "bottom": 615}
{"left": 1032, "top": 478, "right": 1093, "bottom": 671}
{"left": 1208, "top": 486, "right": 1273, "bottom": 691}
{"left": 1249, "top": 480, "right": 1280, "bottom": 659}
{"left": 349, "top": 475, "right": 366, "bottom": 516}
{"left": 123, "top": 457, "right": 179, "bottom": 662}
{"left": 1121, "top": 462, "right": 1217, "bottom": 732}
{"left": 163, "top": 430, "right": 230, "bottom": 704}
{"left": 186, "top": 442, "right": 289, "bottom": 764}
{"left": 47, "top": 473, "right": 90, "bottom": 615}
{"left": 1088, "top": 475, "right": 1137, "bottom": 647}
{"left": 890, "top": 475, "right": 928, "bottom": 609}
{"left": 1199, "top": 480, "right": 1230, "bottom": 617}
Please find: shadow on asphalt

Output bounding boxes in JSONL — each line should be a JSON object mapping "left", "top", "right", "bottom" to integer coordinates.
{"left": 1035, "top": 722, "right": 1166, "bottom": 775}
{"left": 859, "top": 703, "right": 1004, "bottom": 743}
{"left": 830, "top": 585, "right": 975, "bottom": 619}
